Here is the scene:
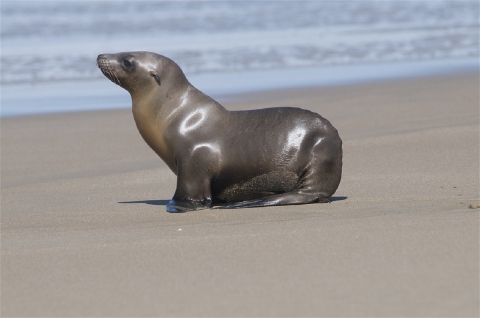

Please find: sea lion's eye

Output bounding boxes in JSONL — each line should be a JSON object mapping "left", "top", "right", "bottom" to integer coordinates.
{"left": 123, "top": 60, "right": 132, "bottom": 68}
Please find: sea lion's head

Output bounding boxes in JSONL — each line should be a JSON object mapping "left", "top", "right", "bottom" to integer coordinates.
{"left": 97, "top": 52, "right": 187, "bottom": 96}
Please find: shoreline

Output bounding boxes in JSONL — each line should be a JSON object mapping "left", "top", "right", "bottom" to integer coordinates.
{"left": 1, "top": 72, "right": 479, "bottom": 316}
{"left": 1, "top": 57, "right": 478, "bottom": 117}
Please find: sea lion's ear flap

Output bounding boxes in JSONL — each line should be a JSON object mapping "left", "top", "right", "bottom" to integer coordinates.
{"left": 150, "top": 72, "right": 161, "bottom": 86}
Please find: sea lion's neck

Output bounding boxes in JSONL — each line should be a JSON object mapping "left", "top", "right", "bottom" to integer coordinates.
{"left": 131, "top": 89, "right": 176, "bottom": 172}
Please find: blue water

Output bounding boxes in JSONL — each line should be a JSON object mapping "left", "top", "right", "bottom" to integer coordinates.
{"left": 1, "top": 0, "right": 479, "bottom": 116}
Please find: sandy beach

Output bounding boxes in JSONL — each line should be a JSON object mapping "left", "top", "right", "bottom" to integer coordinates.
{"left": 1, "top": 72, "right": 479, "bottom": 316}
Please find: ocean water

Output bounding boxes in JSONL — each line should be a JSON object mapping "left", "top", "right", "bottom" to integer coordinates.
{"left": 1, "top": 0, "right": 479, "bottom": 116}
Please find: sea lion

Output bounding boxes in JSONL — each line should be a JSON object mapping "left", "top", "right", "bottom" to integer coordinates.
{"left": 97, "top": 51, "right": 342, "bottom": 212}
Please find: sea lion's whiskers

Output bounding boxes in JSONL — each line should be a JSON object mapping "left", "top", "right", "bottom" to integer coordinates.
{"left": 110, "top": 70, "right": 121, "bottom": 85}
{"left": 97, "top": 59, "right": 121, "bottom": 85}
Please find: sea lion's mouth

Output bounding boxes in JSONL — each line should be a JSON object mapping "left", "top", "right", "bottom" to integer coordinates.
{"left": 97, "top": 59, "right": 121, "bottom": 86}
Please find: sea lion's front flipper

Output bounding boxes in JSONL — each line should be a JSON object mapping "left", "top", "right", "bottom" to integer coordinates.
{"left": 167, "top": 162, "right": 213, "bottom": 213}
{"left": 216, "top": 191, "right": 330, "bottom": 209}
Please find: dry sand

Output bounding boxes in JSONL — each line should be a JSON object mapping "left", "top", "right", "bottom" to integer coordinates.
{"left": 1, "top": 72, "right": 479, "bottom": 317}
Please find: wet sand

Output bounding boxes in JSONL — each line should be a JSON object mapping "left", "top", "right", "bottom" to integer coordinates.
{"left": 1, "top": 73, "right": 479, "bottom": 316}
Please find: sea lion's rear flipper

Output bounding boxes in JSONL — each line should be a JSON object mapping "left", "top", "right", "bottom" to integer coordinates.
{"left": 215, "top": 191, "right": 330, "bottom": 209}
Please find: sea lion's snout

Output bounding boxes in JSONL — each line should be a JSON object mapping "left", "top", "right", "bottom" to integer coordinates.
{"left": 97, "top": 54, "right": 121, "bottom": 86}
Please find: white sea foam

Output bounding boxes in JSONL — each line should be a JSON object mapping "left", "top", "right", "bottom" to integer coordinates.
{"left": 1, "top": 0, "right": 478, "bottom": 84}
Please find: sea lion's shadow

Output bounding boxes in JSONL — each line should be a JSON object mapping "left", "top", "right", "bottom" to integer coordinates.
{"left": 119, "top": 200, "right": 170, "bottom": 206}
{"left": 118, "top": 196, "right": 347, "bottom": 207}
{"left": 329, "top": 196, "right": 348, "bottom": 202}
